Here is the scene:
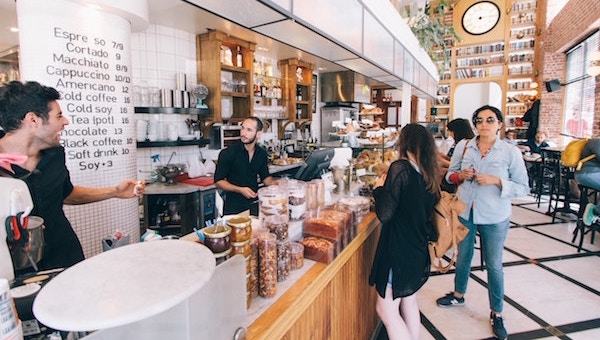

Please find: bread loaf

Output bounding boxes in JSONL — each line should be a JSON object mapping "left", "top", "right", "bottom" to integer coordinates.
{"left": 300, "top": 236, "right": 335, "bottom": 264}
{"left": 303, "top": 215, "right": 344, "bottom": 239}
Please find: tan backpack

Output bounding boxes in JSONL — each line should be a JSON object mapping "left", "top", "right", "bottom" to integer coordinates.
{"left": 429, "top": 191, "right": 469, "bottom": 273}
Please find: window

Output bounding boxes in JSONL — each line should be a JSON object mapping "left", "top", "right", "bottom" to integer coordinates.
{"left": 563, "top": 31, "right": 598, "bottom": 141}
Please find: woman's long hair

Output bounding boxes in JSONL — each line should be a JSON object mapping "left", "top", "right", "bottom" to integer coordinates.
{"left": 398, "top": 124, "right": 440, "bottom": 195}
{"left": 447, "top": 118, "right": 475, "bottom": 142}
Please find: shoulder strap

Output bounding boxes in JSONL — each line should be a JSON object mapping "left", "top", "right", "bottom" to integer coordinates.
{"left": 461, "top": 139, "right": 470, "bottom": 160}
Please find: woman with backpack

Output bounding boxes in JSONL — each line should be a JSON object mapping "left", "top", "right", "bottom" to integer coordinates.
{"left": 369, "top": 124, "right": 440, "bottom": 340}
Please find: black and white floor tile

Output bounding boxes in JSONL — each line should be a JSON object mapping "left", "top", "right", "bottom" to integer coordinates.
{"left": 375, "top": 195, "right": 600, "bottom": 340}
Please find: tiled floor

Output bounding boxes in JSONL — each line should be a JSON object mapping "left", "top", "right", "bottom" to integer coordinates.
{"left": 375, "top": 195, "right": 600, "bottom": 339}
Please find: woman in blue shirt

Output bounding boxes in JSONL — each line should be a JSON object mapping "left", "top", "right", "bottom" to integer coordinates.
{"left": 436, "top": 105, "right": 529, "bottom": 340}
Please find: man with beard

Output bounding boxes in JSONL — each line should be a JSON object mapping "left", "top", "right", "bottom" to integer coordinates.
{"left": 0, "top": 81, "right": 145, "bottom": 271}
{"left": 214, "top": 117, "right": 277, "bottom": 215}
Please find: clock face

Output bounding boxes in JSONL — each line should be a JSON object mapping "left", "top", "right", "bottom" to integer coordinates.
{"left": 462, "top": 1, "right": 501, "bottom": 35}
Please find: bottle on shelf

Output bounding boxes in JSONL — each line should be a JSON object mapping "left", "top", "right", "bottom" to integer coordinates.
{"left": 275, "top": 80, "right": 282, "bottom": 99}
{"left": 236, "top": 46, "right": 243, "bottom": 68}
{"left": 296, "top": 86, "right": 302, "bottom": 101}
{"left": 296, "top": 106, "right": 302, "bottom": 120}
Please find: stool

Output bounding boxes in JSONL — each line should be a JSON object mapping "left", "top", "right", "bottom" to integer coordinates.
{"left": 571, "top": 184, "right": 599, "bottom": 252}
{"left": 549, "top": 165, "right": 578, "bottom": 222}
{"left": 536, "top": 149, "right": 560, "bottom": 208}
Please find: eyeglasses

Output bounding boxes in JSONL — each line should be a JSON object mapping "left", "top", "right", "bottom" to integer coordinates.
{"left": 474, "top": 117, "right": 497, "bottom": 124}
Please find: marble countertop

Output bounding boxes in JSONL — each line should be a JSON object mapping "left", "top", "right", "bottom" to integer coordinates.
{"left": 144, "top": 182, "right": 213, "bottom": 195}
{"left": 33, "top": 240, "right": 215, "bottom": 332}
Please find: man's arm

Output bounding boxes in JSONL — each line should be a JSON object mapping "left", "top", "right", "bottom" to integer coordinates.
{"left": 64, "top": 179, "right": 144, "bottom": 205}
{"left": 215, "top": 179, "right": 257, "bottom": 199}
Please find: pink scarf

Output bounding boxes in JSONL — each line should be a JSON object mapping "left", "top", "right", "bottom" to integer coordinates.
{"left": 0, "top": 153, "right": 28, "bottom": 174}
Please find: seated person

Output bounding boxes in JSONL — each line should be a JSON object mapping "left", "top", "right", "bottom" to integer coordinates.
{"left": 575, "top": 138, "right": 600, "bottom": 225}
{"left": 518, "top": 130, "right": 549, "bottom": 154}
{"left": 504, "top": 129, "right": 518, "bottom": 146}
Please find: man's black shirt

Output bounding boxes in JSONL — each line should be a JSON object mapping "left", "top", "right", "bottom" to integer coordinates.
{"left": 214, "top": 142, "right": 270, "bottom": 214}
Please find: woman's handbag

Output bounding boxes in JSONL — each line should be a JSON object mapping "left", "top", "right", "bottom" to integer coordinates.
{"left": 429, "top": 191, "right": 469, "bottom": 273}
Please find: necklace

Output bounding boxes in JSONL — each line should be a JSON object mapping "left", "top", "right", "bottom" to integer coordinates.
{"left": 476, "top": 141, "right": 492, "bottom": 158}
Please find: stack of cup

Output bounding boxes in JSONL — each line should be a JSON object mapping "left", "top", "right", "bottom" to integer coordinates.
{"left": 136, "top": 120, "right": 148, "bottom": 142}
{"left": 147, "top": 119, "right": 159, "bottom": 141}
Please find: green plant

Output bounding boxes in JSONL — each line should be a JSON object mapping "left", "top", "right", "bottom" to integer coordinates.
{"left": 401, "top": 0, "right": 461, "bottom": 74}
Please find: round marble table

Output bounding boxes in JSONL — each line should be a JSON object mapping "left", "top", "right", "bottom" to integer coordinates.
{"left": 33, "top": 240, "right": 215, "bottom": 331}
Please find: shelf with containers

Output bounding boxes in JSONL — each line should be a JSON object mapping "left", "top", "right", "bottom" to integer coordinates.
{"left": 134, "top": 107, "right": 210, "bottom": 148}
{"left": 197, "top": 30, "right": 256, "bottom": 134}
{"left": 504, "top": 0, "right": 539, "bottom": 136}
{"left": 277, "top": 58, "right": 314, "bottom": 138}
{"left": 252, "top": 73, "right": 288, "bottom": 121}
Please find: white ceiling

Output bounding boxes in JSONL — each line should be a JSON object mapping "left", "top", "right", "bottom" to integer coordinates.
{"left": 0, "top": 0, "right": 348, "bottom": 73}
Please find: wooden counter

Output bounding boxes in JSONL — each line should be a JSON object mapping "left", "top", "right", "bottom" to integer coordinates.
{"left": 246, "top": 212, "right": 381, "bottom": 339}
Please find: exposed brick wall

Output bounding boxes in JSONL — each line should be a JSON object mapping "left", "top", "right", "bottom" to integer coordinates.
{"left": 539, "top": 0, "right": 600, "bottom": 141}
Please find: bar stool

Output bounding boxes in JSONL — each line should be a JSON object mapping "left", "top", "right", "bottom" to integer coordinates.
{"left": 549, "top": 164, "right": 578, "bottom": 223}
{"left": 572, "top": 184, "right": 599, "bottom": 252}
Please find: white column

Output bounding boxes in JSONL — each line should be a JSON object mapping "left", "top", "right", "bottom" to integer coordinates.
{"left": 400, "top": 82, "right": 412, "bottom": 126}
{"left": 16, "top": 0, "right": 148, "bottom": 257}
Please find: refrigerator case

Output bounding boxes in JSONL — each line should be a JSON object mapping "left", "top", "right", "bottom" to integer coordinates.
{"left": 320, "top": 105, "right": 358, "bottom": 142}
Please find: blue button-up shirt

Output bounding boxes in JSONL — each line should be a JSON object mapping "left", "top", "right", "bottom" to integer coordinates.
{"left": 446, "top": 137, "right": 529, "bottom": 224}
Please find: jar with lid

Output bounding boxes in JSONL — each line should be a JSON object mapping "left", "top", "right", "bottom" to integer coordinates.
{"left": 258, "top": 232, "right": 277, "bottom": 297}
{"left": 258, "top": 186, "right": 289, "bottom": 221}
{"left": 231, "top": 239, "right": 251, "bottom": 258}
{"left": 227, "top": 216, "right": 252, "bottom": 242}
{"left": 276, "top": 239, "right": 291, "bottom": 282}
{"left": 202, "top": 224, "right": 231, "bottom": 254}
{"left": 311, "top": 179, "right": 325, "bottom": 207}
{"left": 285, "top": 179, "right": 306, "bottom": 220}
{"left": 213, "top": 248, "right": 231, "bottom": 266}
{"left": 263, "top": 214, "right": 289, "bottom": 241}
{"left": 249, "top": 236, "right": 259, "bottom": 297}
{"left": 305, "top": 181, "right": 319, "bottom": 211}
{"left": 290, "top": 242, "right": 304, "bottom": 270}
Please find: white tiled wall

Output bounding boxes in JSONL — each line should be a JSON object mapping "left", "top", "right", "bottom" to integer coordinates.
{"left": 131, "top": 25, "right": 216, "bottom": 180}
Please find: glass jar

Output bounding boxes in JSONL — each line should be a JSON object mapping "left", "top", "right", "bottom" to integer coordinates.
{"left": 290, "top": 242, "right": 304, "bottom": 270}
{"left": 202, "top": 224, "right": 231, "bottom": 254}
{"left": 231, "top": 239, "right": 251, "bottom": 258}
{"left": 227, "top": 216, "right": 252, "bottom": 242}
{"left": 305, "top": 181, "right": 318, "bottom": 211}
{"left": 258, "top": 232, "right": 277, "bottom": 297}
{"left": 311, "top": 179, "right": 325, "bottom": 208}
{"left": 286, "top": 179, "right": 306, "bottom": 220}
{"left": 249, "top": 236, "right": 259, "bottom": 297}
{"left": 258, "top": 186, "right": 289, "bottom": 221}
{"left": 263, "top": 214, "right": 289, "bottom": 241}
{"left": 276, "top": 239, "right": 291, "bottom": 282}
{"left": 214, "top": 247, "right": 231, "bottom": 266}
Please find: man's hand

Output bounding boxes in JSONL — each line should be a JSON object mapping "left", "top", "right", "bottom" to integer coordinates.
{"left": 238, "top": 186, "right": 258, "bottom": 199}
{"left": 115, "top": 179, "right": 146, "bottom": 198}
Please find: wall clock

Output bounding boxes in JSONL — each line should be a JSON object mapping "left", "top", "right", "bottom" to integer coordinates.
{"left": 462, "top": 1, "right": 501, "bottom": 35}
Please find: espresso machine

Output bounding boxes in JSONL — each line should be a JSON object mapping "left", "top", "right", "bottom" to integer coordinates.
{"left": 0, "top": 177, "right": 34, "bottom": 281}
